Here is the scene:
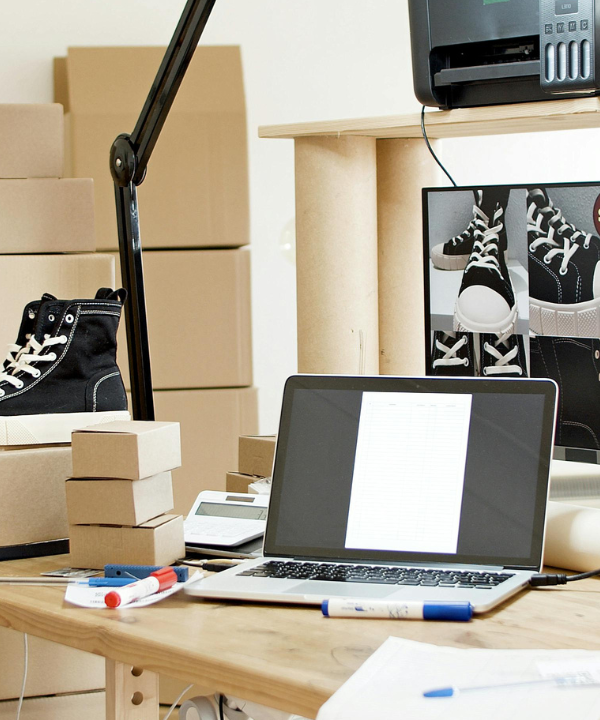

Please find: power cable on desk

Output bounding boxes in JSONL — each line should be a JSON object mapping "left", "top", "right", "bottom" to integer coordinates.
{"left": 15, "top": 633, "right": 28, "bottom": 720}
{"left": 420, "top": 106, "right": 457, "bottom": 187}
{"left": 530, "top": 568, "right": 600, "bottom": 586}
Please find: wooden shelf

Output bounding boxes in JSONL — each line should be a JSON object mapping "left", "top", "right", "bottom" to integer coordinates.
{"left": 259, "top": 96, "right": 600, "bottom": 140}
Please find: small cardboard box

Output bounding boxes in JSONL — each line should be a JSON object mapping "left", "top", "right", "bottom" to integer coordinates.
{"left": 0, "top": 446, "right": 71, "bottom": 547}
{"left": 0, "top": 253, "right": 115, "bottom": 360}
{"left": 0, "top": 178, "right": 95, "bottom": 253}
{"left": 55, "top": 46, "right": 249, "bottom": 251}
{"left": 0, "top": 692, "right": 105, "bottom": 720}
{"left": 69, "top": 513, "right": 185, "bottom": 569}
{"left": 238, "top": 435, "right": 277, "bottom": 478}
{"left": 0, "top": 628, "right": 104, "bottom": 700}
{"left": 66, "top": 471, "right": 174, "bottom": 526}
{"left": 111, "top": 248, "right": 252, "bottom": 390}
{"left": 153, "top": 387, "right": 258, "bottom": 514}
{"left": 0, "top": 104, "right": 64, "bottom": 178}
{"left": 71, "top": 421, "right": 181, "bottom": 481}
{"left": 225, "top": 471, "right": 257, "bottom": 494}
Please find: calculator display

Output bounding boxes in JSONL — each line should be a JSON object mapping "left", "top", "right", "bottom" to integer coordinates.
{"left": 196, "top": 502, "right": 268, "bottom": 521}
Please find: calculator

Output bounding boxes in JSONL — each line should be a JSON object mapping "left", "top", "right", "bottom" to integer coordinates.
{"left": 184, "top": 491, "right": 269, "bottom": 547}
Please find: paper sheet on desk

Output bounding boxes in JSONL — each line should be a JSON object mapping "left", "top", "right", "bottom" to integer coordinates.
{"left": 316, "top": 637, "right": 600, "bottom": 720}
{"left": 64, "top": 572, "right": 203, "bottom": 608}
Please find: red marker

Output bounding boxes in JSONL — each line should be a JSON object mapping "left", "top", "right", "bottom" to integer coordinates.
{"left": 104, "top": 567, "right": 177, "bottom": 608}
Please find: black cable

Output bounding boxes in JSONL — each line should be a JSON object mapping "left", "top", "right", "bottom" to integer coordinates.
{"left": 530, "top": 567, "right": 600, "bottom": 586}
{"left": 219, "top": 693, "right": 225, "bottom": 720}
{"left": 420, "top": 106, "right": 457, "bottom": 187}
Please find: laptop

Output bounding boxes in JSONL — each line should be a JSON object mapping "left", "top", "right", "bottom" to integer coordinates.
{"left": 186, "top": 374, "right": 558, "bottom": 613}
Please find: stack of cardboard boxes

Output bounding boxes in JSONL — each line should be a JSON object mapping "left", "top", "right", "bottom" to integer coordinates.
{"left": 0, "top": 104, "right": 115, "bottom": 556}
{"left": 54, "top": 45, "right": 259, "bottom": 517}
{"left": 67, "top": 422, "right": 185, "bottom": 569}
{"left": 226, "top": 435, "right": 277, "bottom": 493}
{"left": 0, "top": 104, "right": 110, "bottom": 719}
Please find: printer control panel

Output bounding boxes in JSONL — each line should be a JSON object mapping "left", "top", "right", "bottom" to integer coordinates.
{"left": 540, "top": 0, "right": 596, "bottom": 92}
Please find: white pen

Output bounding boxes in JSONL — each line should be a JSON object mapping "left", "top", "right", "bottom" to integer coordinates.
{"left": 321, "top": 599, "right": 473, "bottom": 621}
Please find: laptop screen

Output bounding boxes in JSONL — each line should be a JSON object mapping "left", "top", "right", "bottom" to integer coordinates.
{"left": 264, "top": 375, "right": 557, "bottom": 570}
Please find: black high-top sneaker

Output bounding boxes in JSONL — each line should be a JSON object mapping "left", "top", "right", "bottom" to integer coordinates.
{"left": 431, "top": 331, "right": 476, "bottom": 376}
{"left": 530, "top": 335, "right": 600, "bottom": 451}
{"left": 431, "top": 191, "right": 497, "bottom": 271}
{"left": 453, "top": 213, "right": 517, "bottom": 335}
{"left": 0, "top": 288, "right": 130, "bottom": 445}
{"left": 479, "top": 332, "right": 528, "bottom": 377}
{"left": 528, "top": 188, "right": 600, "bottom": 337}
{"left": 1, "top": 294, "right": 57, "bottom": 373}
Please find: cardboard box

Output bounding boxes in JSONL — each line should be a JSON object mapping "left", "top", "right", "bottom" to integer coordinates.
{"left": 0, "top": 446, "right": 71, "bottom": 547}
{"left": 0, "top": 253, "right": 114, "bottom": 360}
{"left": 160, "top": 676, "right": 214, "bottom": 708}
{"left": 238, "top": 435, "right": 277, "bottom": 478}
{"left": 225, "top": 471, "right": 257, "bottom": 494}
{"left": 110, "top": 249, "right": 252, "bottom": 390}
{"left": 55, "top": 46, "right": 249, "bottom": 251}
{"left": 0, "top": 104, "right": 64, "bottom": 178}
{"left": 0, "top": 627, "right": 104, "bottom": 700}
{"left": 153, "top": 388, "right": 258, "bottom": 515}
{"left": 71, "top": 421, "right": 181, "bottom": 481}
{"left": 66, "top": 471, "right": 174, "bottom": 526}
{"left": 0, "top": 692, "right": 105, "bottom": 720}
{"left": 0, "top": 179, "right": 94, "bottom": 253}
{"left": 69, "top": 513, "right": 185, "bottom": 569}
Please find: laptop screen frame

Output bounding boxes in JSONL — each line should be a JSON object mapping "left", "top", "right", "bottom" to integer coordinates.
{"left": 263, "top": 374, "right": 557, "bottom": 570}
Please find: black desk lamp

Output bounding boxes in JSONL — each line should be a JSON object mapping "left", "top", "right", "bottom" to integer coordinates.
{"left": 110, "top": 0, "right": 217, "bottom": 421}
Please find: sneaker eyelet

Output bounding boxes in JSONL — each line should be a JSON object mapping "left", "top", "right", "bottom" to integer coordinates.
{"left": 483, "top": 368, "right": 489, "bottom": 376}
{"left": 48, "top": 314, "right": 55, "bottom": 322}
{"left": 559, "top": 267, "right": 568, "bottom": 276}
{"left": 65, "top": 314, "right": 74, "bottom": 324}
{"left": 462, "top": 359, "right": 469, "bottom": 366}
{"left": 0, "top": 389, "right": 5, "bottom": 398}
{"left": 32, "top": 369, "right": 41, "bottom": 378}
{"left": 596, "top": 351, "right": 600, "bottom": 360}
{"left": 529, "top": 243, "right": 536, "bottom": 252}
{"left": 16, "top": 380, "right": 24, "bottom": 389}
{"left": 47, "top": 353, "right": 57, "bottom": 361}
{"left": 59, "top": 335, "right": 68, "bottom": 344}
{"left": 543, "top": 255, "right": 552, "bottom": 265}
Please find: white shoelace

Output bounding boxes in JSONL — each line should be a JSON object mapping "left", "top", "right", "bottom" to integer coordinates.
{"left": 528, "top": 202, "right": 579, "bottom": 276}
{"left": 432, "top": 334, "right": 469, "bottom": 368}
{"left": 0, "top": 334, "right": 67, "bottom": 391}
{"left": 482, "top": 331, "right": 523, "bottom": 376}
{"left": 450, "top": 205, "right": 489, "bottom": 246}
{"left": 464, "top": 221, "right": 504, "bottom": 278}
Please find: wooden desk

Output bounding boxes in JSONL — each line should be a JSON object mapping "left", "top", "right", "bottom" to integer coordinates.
{"left": 1, "top": 555, "right": 600, "bottom": 718}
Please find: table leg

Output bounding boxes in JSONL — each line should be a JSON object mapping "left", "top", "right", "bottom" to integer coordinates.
{"left": 106, "top": 659, "right": 159, "bottom": 720}
{"left": 294, "top": 135, "right": 379, "bottom": 375}
{"left": 377, "top": 138, "right": 442, "bottom": 376}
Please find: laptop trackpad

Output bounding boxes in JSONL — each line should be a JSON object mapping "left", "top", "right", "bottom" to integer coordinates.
{"left": 283, "top": 581, "right": 397, "bottom": 597}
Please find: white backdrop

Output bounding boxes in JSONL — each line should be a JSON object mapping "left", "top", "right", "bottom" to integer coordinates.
{"left": 1, "top": 0, "right": 599, "bottom": 431}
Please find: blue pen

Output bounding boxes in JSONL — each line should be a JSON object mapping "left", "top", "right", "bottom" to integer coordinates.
{"left": 321, "top": 599, "right": 473, "bottom": 621}
{"left": 424, "top": 674, "right": 599, "bottom": 697}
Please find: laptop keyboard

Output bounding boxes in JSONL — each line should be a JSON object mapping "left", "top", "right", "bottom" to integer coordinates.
{"left": 236, "top": 561, "right": 514, "bottom": 589}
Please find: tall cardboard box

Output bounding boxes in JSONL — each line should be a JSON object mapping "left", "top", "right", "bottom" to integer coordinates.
{"left": 0, "top": 446, "right": 72, "bottom": 548}
{"left": 0, "top": 628, "right": 104, "bottom": 700}
{"left": 0, "top": 178, "right": 95, "bottom": 253}
{"left": 0, "top": 254, "right": 115, "bottom": 358}
{"left": 55, "top": 46, "right": 249, "bottom": 251}
{"left": 153, "top": 387, "right": 258, "bottom": 514}
{"left": 111, "top": 249, "right": 252, "bottom": 390}
{"left": 0, "top": 104, "right": 64, "bottom": 178}
{"left": 0, "top": 692, "right": 105, "bottom": 720}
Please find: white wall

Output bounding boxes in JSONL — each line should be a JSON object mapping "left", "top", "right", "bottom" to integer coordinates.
{"left": 2, "top": 0, "right": 600, "bottom": 431}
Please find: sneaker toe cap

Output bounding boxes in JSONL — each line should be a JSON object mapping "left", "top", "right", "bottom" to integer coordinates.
{"left": 457, "top": 286, "right": 512, "bottom": 325}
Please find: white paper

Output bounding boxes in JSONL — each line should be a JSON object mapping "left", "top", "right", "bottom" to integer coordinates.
{"left": 64, "top": 572, "right": 203, "bottom": 609}
{"left": 345, "top": 392, "right": 471, "bottom": 554}
{"left": 317, "top": 637, "right": 600, "bottom": 720}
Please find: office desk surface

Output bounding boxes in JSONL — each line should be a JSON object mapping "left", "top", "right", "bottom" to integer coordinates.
{"left": 1, "top": 556, "right": 600, "bottom": 718}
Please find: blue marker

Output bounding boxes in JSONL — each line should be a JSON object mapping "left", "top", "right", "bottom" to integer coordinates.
{"left": 78, "top": 578, "right": 137, "bottom": 587}
{"left": 321, "top": 599, "right": 473, "bottom": 621}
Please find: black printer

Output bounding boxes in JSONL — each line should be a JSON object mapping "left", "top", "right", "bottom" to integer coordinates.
{"left": 409, "top": 0, "right": 600, "bottom": 108}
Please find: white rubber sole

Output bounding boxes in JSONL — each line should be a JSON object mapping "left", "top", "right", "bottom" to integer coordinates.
{"left": 0, "top": 410, "right": 131, "bottom": 446}
{"left": 529, "top": 298, "right": 600, "bottom": 337}
{"left": 454, "top": 301, "right": 518, "bottom": 335}
{"left": 430, "top": 244, "right": 469, "bottom": 271}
